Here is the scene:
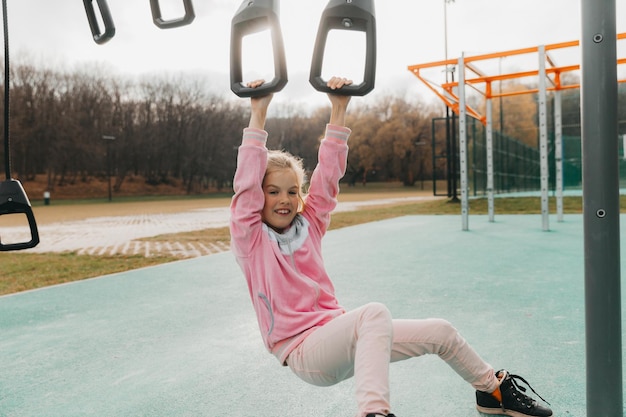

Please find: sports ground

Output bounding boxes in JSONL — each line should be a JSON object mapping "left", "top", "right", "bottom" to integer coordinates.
{"left": 2, "top": 210, "right": 619, "bottom": 416}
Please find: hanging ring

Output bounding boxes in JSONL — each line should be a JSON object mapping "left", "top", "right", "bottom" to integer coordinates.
{"left": 83, "top": 0, "right": 116, "bottom": 44}
{"left": 150, "top": 0, "right": 196, "bottom": 29}
{"left": 0, "top": 180, "right": 39, "bottom": 251}
{"left": 310, "top": 0, "right": 377, "bottom": 96}
{"left": 230, "top": 0, "right": 288, "bottom": 97}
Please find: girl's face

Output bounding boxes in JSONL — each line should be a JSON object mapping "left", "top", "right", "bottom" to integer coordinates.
{"left": 262, "top": 168, "right": 300, "bottom": 233}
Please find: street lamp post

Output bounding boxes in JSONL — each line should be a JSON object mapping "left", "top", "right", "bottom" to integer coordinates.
{"left": 415, "top": 140, "right": 427, "bottom": 190}
{"left": 102, "top": 135, "right": 115, "bottom": 202}
{"left": 444, "top": 0, "right": 454, "bottom": 65}
{"left": 444, "top": 0, "right": 459, "bottom": 202}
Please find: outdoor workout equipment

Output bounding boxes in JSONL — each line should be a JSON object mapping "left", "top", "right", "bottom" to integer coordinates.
{"left": 150, "top": 0, "right": 195, "bottom": 29}
{"left": 83, "top": 0, "right": 115, "bottom": 44}
{"left": 0, "top": 0, "right": 39, "bottom": 251}
{"left": 412, "top": 3, "right": 624, "bottom": 412}
{"left": 310, "top": 0, "right": 376, "bottom": 96}
{"left": 230, "top": 0, "right": 287, "bottom": 97}
{"left": 0, "top": 181, "right": 38, "bottom": 251}
{"left": 84, "top": 0, "right": 196, "bottom": 44}
{"left": 408, "top": 33, "right": 626, "bottom": 231}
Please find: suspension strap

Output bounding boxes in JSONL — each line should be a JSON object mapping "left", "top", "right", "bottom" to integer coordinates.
{"left": 0, "top": 0, "right": 39, "bottom": 251}
{"left": 2, "top": 0, "right": 8, "bottom": 180}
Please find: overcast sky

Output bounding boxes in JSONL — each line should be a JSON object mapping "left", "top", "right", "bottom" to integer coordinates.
{"left": 5, "top": 0, "right": 626, "bottom": 109}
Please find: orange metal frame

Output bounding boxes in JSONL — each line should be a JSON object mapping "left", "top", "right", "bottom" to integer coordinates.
{"left": 408, "top": 33, "right": 626, "bottom": 125}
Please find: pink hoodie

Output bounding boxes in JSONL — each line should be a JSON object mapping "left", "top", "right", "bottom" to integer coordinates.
{"left": 230, "top": 124, "right": 351, "bottom": 365}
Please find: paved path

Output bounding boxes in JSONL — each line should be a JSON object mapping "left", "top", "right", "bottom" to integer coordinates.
{"left": 1, "top": 196, "right": 437, "bottom": 258}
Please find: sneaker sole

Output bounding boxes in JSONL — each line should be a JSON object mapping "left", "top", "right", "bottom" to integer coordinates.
{"left": 476, "top": 405, "right": 553, "bottom": 417}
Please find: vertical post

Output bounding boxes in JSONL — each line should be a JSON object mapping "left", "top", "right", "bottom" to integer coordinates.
{"left": 499, "top": 58, "right": 504, "bottom": 135}
{"left": 102, "top": 135, "right": 115, "bottom": 202}
{"left": 445, "top": 107, "right": 453, "bottom": 197}
{"left": 432, "top": 118, "right": 438, "bottom": 195}
{"left": 554, "top": 89, "right": 564, "bottom": 222}
{"left": 486, "top": 90, "right": 495, "bottom": 222}
{"left": 472, "top": 119, "right": 476, "bottom": 197}
{"left": 450, "top": 70, "right": 459, "bottom": 202}
{"left": 581, "top": 1, "right": 622, "bottom": 416}
{"left": 443, "top": 0, "right": 458, "bottom": 203}
{"left": 538, "top": 45, "right": 550, "bottom": 231}
{"left": 458, "top": 54, "right": 469, "bottom": 231}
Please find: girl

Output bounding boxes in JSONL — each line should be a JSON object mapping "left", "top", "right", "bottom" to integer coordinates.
{"left": 229, "top": 77, "right": 552, "bottom": 417}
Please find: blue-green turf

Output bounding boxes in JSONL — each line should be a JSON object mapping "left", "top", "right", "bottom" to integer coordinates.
{"left": 1, "top": 214, "right": 623, "bottom": 416}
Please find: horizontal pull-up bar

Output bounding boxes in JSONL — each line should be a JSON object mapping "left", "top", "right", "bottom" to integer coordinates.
{"left": 443, "top": 65, "right": 580, "bottom": 89}
{"left": 409, "top": 31, "right": 626, "bottom": 123}
{"left": 409, "top": 32, "right": 626, "bottom": 73}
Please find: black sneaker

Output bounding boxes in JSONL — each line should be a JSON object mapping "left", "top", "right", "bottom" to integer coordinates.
{"left": 365, "top": 414, "right": 396, "bottom": 417}
{"left": 476, "top": 370, "right": 552, "bottom": 417}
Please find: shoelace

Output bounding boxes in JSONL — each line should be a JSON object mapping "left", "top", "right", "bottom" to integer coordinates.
{"left": 504, "top": 371, "right": 551, "bottom": 406}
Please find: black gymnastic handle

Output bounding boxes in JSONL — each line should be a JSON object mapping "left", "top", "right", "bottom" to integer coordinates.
{"left": 309, "top": 0, "right": 376, "bottom": 96}
{"left": 83, "top": 0, "right": 116, "bottom": 44}
{"left": 0, "top": 180, "right": 40, "bottom": 251}
{"left": 230, "top": 0, "right": 288, "bottom": 98}
{"left": 150, "top": 0, "right": 196, "bottom": 29}
{"left": 0, "top": 1, "right": 39, "bottom": 251}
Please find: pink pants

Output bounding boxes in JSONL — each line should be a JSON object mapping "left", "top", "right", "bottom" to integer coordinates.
{"left": 285, "top": 302, "right": 498, "bottom": 417}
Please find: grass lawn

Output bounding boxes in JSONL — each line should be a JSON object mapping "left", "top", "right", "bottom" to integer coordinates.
{"left": 1, "top": 253, "right": 179, "bottom": 296}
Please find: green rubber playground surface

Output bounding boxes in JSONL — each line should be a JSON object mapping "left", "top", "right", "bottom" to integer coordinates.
{"left": 1, "top": 214, "right": 623, "bottom": 416}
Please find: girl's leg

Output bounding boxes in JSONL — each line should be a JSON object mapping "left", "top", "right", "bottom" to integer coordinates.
{"left": 390, "top": 318, "right": 499, "bottom": 393}
{"left": 286, "top": 302, "right": 393, "bottom": 417}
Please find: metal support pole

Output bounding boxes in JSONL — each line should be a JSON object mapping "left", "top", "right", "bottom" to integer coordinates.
{"left": 450, "top": 70, "right": 459, "bottom": 202}
{"left": 443, "top": 0, "right": 455, "bottom": 199}
{"left": 458, "top": 54, "right": 469, "bottom": 231}
{"left": 432, "top": 118, "right": 438, "bottom": 195}
{"left": 486, "top": 95, "right": 495, "bottom": 222}
{"left": 554, "top": 90, "right": 564, "bottom": 222}
{"left": 102, "top": 135, "right": 115, "bottom": 202}
{"left": 581, "top": 0, "right": 622, "bottom": 416}
{"left": 538, "top": 45, "right": 550, "bottom": 231}
{"left": 445, "top": 106, "right": 453, "bottom": 197}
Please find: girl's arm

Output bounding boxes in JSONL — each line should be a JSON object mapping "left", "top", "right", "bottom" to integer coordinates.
{"left": 247, "top": 79, "right": 273, "bottom": 130}
{"left": 326, "top": 76, "right": 352, "bottom": 127}
{"left": 230, "top": 83, "right": 273, "bottom": 257}
{"left": 303, "top": 77, "right": 353, "bottom": 234}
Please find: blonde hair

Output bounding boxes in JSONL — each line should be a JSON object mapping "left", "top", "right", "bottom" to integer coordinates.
{"left": 265, "top": 150, "right": 307, "bottom": 211}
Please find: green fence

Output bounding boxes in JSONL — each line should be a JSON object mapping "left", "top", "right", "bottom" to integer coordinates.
{"left": 432, "top": 117, "right": 544, "bottom": 197}
{"left": 431, "top": 117, "right": 626, "bottom": 197}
